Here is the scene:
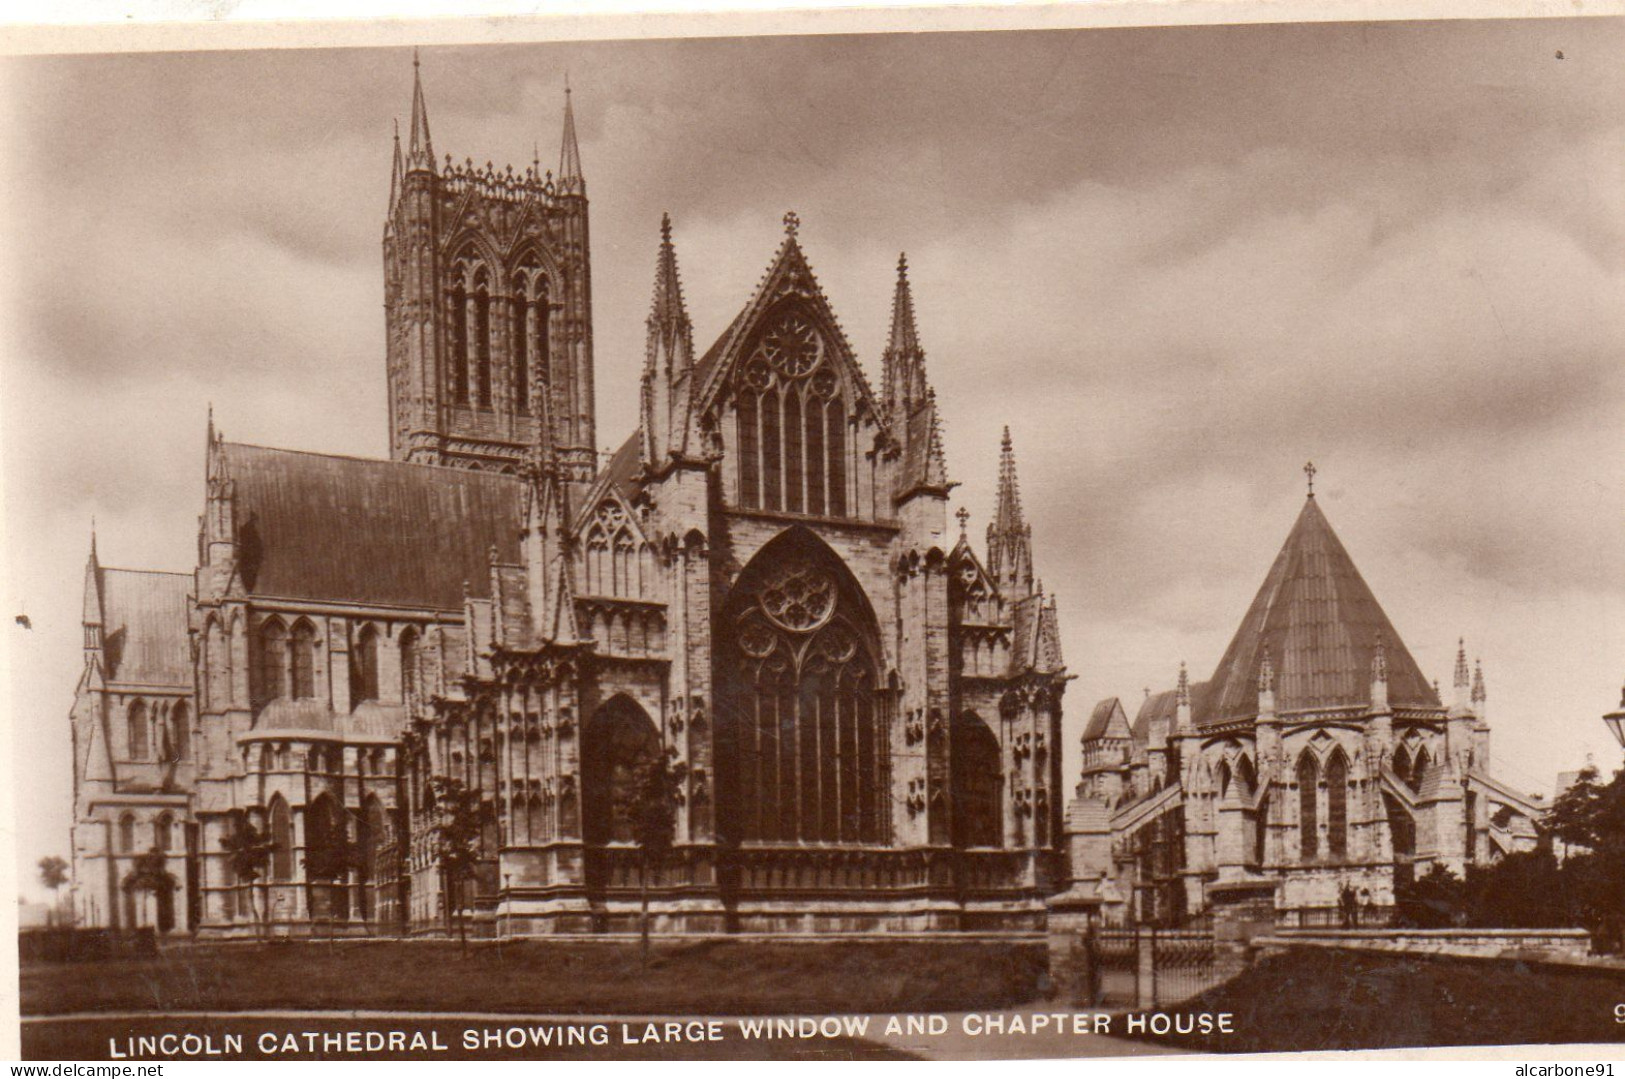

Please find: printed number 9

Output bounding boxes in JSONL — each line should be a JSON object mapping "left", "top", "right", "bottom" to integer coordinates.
{"left": 1615, "top": 1003, "right": 1625, "bottom": 1023}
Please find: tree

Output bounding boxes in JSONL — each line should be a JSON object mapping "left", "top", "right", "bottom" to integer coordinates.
{"left": 427, "top": 775, "right": 489, "bottom": 952}
{"left": 627, "top": 746, "right": 687, "bottom": 968}
{"left": 221, "top": 817, "right": 275, "bottom": 939}
{"left": 1543, "top": 765, "right": 1625, "bottom": 952}
{"left": 37, "top": 856, "right": 69, "bottom": 927}
{"left": 1394, "top": 863, "right": 1465, "bottom": 928}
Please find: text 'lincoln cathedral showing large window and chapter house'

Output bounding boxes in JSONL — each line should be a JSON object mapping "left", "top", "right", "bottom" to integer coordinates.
{"left": 68, "top": 61, "right": 1068, "bottom": 936}
{"left": 67, "top": 61, "right": 1541, "bottom": 939}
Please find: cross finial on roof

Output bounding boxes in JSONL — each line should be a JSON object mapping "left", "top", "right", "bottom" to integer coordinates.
{"left": 956, "top": 507, "right": 970, "bottom": 537}
{"left": 1304, "top": 460, "right": 1317, "bottom": 498}
{"left": 783, "top": 210, "right": 800, "bottom": 237}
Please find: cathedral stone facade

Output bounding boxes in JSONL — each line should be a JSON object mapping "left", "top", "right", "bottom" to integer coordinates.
{"left": 68, "top": 63, "right": 1069, "bottom": 936}
{"left": 1061, "top": 480, "right": 1543, "bottom": 925}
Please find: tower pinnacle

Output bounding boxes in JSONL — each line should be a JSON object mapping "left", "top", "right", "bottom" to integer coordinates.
{"left": 986, "top": 427, "right": 1034, "bottom": 598}
{"left": 558, "top": 83, "right": 583, "bottom": 192}
{"left": 406, "top": 49, "right": 434, "bottom": 172}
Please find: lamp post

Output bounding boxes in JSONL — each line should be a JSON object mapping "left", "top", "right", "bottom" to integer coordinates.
{"left": 1604, "top": 683, "right": 1625, "bottom": 755}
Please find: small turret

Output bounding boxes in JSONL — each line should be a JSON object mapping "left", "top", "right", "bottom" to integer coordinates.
{"left": 1451, "top": 637, "right": 1472, "bottom": 716}
{"left": 81, "top": 526, "right": 103, "bottom": 665}
{"left": 1174, "top": 661, "right": 1193, "bottom": 735}
{"left": 986, "top": 427, "right": 1034, "bottom": 600}
{"left": 1370, "top": 630, "right": 1390, "bottom": 713}
{"left": 1258, "top": 645, "right": 1276, "bottom": 719}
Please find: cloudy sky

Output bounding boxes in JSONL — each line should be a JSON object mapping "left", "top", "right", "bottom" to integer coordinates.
{"left": 4, "top": 18, "right": 1623, "bottom": 900}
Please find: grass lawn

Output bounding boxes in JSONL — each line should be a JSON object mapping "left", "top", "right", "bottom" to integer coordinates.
{"left": 21, "top": 938, "right": 1048, "bottom": 1018}
{"left": 1150, "top": 948, "right": 1625, "bottom": 1053}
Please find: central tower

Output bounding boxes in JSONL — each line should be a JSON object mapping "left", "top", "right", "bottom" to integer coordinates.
{"left": 383, "top": 57, "right": 596, "bottom": 479}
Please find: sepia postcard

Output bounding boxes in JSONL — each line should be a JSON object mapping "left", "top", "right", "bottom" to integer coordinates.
{"left": 3, "top": 1, "right": 1624, "bottom": 1064}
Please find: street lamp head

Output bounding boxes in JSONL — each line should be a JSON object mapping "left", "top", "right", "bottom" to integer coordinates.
{"left": 1604, "top": 681, "right": 1625, "bottom": 751}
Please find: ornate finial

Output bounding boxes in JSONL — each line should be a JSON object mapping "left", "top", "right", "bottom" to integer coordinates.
{"left": 660, "top": 211, "right": 673, "bottom": 244}
{"left": 1372, "top": 630, "right": 1388, "bottom": 681}
{"left": 1176, "top": 661, "right": 1190, "bottom": 702}
{"left": 1304, "top": 460, "right": 1317, "bottom": 498}
{"left": 1259, "top": 645, "right": 1275, "bottom": 694}
{"left": 897, "top": 251, "right": 908, "bottom": 277}
{"left": 783, "top": 210, "right": 800, "bottom": 237}
{"left": 955, "top": 507, "right": 970, "bottom": 537}
{"left": 1471, "top": 658, "right": 1486, "bottom": 705}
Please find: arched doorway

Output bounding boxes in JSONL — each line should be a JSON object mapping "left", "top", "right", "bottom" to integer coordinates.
{"left": 716, "top": 529, "right": 885, "bottom": 845}
{"left": 582, "top": 697, "right": 662, "bottom": 846}
{"left": 952, "top": 713, "right": 1002, "bottom": 848}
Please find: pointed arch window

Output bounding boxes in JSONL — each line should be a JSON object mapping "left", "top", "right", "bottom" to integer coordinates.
{"left": 733, "top": 309, "right": 851, "bottom": 519}
{"left": 509, "top": 260, "right": 548, "bottom": 417}
{"left": 399, "top": 627, "right": 419, "bottom": 702}
{"left": 154, "top": 812, "right": 173, "bottom": 852}
{"left": 446, "top": 269, "right": 470, "bottom": 406}
{"left": 168, "top": 701, "right": 189, "bottom": 762}
{"left": 1297, "top": 752, "right": 1319, "bottom": 862}
{"left": 127, "top": 700, "right": 149, "bottom": 761}
{"left": 256, "top": 620, "right": 288, "bottom": 704}
{"left": 118, "top": 813, "right": 137, "bottom": 853}
{"left": 351, "top": 624, "right": 381, "bottom": 704}
{"left": 269, "top": 796, "right": 293, "bottom": 882}
{"left": 718, "top": 532, "right": 886, "bottom": 844}
{"left": 1326, "top": 750, "right": 1350, "bottom": 860}
{"left": 289, "top": 621, "right": 317, "bottom": 700}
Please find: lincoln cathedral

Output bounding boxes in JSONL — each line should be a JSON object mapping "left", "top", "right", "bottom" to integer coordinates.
{"left": 67, "top": 61, "right": 1539, "bottom": 938}
{"left": 68, "top": 61, "right": 1067, "bottom": 936}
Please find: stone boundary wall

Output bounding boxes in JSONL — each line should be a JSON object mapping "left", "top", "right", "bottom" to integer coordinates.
{"left": 1260, "top": 927, "right": 1596, "bottom": 961}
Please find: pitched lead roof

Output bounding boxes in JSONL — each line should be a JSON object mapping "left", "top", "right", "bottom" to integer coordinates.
{"left": 1201, "top": 496, "right": 1440, "bottom": 726}
{"left": 223, "top": 442, "right": 522, "bottom": 610}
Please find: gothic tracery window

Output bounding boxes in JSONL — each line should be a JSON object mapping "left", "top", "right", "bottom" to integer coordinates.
{"left": 719, "top": 534, "right": 884, "bottom": 844}
{"left": 734, "top": 309, "right": 848, "bottom": 518}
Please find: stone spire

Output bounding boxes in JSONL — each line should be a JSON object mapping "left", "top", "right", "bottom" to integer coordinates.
{"left": 641, "top": 213, "right": 696, "bottom": 468}
{"left": 558, "top": 81, "right": 584, "bottom": 193}
{"left": 882, "top": 253, "right": 925, "bottom": 416}
{"left": 405, "top": 49, "right": 435, "bottom": 173}
{"left": 986, "top": 426, "right": 1034, "bottom": 598}
{"left": 883, "top": 254, "right": 949, "bottom": 501}
{"left": 1471, "top": 657, "right": 1486, "bottom": 718}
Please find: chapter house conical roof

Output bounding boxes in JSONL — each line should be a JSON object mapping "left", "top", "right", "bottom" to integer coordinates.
{"left": 1201, "top": 495, "right": 1440, "bottom": 726}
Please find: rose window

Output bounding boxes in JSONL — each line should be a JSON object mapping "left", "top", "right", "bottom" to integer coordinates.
{"left": 762, "top": 316, "right": 820, "bottom": 378}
